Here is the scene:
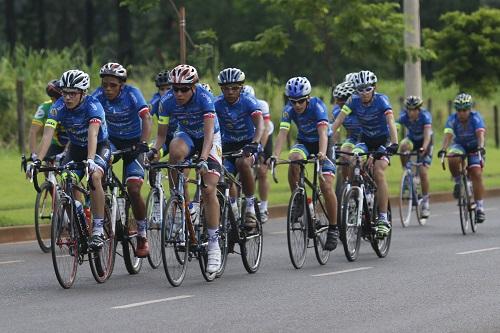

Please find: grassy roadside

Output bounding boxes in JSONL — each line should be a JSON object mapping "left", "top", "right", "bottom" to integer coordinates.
{"left": 2, "top": 146, "right": 500, "bottom": 227}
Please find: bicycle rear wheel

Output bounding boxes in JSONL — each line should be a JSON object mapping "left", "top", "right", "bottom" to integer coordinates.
{"left": 51, "top": 199, "right": 78, "bottom": 289}
{"left": 162, "top": 196, "right": 189, "bottom": 287}
{"left": 89, "top": 199, "right": 116, "bottom": 283}
{"left": 215, "top": 192, "right": 229, "bottom": 278}
{"left": 458, "top": 180, "right": 469, "bottom": 235}
{"left": 313, "top": 191, "right": 330, "bottom": 265}
{"left": 340, "top": 187, "right": 362, "bottom": 262}
{"left": 146, "top": 189, "right": 162, "bottom": 269}
{"left": 286, "top": 188, "right": 307, "bottom": 269}
{"left": 241, "top": 200, "right": 263, "bottom": 273}
{"left": 371, "top": 200, "right": 392, "bottom": 258}
{"left": 35, "top": 181, "right": 54, "bottom": 253}
{"left": 399, "top": 171, "right": 413, "bottom": 227}
{"left": 122, "top": 200, "right": 143, "bottom": 274}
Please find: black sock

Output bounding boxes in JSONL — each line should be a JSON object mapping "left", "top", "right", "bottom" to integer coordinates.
{"left": 328, "top": 225, "right": 338, "bottom": 231}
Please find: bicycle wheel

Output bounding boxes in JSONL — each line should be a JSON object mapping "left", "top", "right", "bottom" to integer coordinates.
{"left": 162, "top": 196, "right": 189, "bottom": 287}
{"left": 371, "top": 200, "right": 392, "bottom": 258}
{"left": 122, "top": 200, "right": 143, "bottom": 274}
{"left": 215, "top": 192, "right": 229, "bottom": 278}
{"left": 241, "top": 200, "right": 263, "bottom": 273}
{"left": 340, "top": 187, "right": 362, "bottom": 262}
{"left": 464, "top": 177, "right": 477, "bottom": 233}
{"left": 286, "top": 188, "right": 307, "bottom": 269}
{"left": 313, "top": 191, "right": 330, "bottom": 265}
{"left": 51, "top": 198, "right": 78, "bottom": 289}
{"left": 415, "top": 180, "right": 426, "bottom": 226}
{"left": 457, "top": 180, "right": 469, "bottom": 235}
{"left": 89, "top": 198, "right": 116, "bottom": 283}
{"left": 399, "top": 171, "right": 413, "bottom": 228}
{"left": 34, "top": 181, "right": 54, "bottom": 253}
{"left": 146, "top": 189, "right": 162, "bottom": 269}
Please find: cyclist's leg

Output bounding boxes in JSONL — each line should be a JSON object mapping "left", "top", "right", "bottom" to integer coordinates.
{"left": 467, "top": 151, "right": 485, "bottom": 221}
{"left": 319, "top": 139, "right": 339, "bottom": 250}
{"left": 257, "top": 136, "right": 273, "bottom": 219}
{"left": 419, "top": 142, "right": 432, "bottom": 216}
{"left": 288, "top": 143, "right": 308, "bottom": 191}
{"left": 340, "top": 139, "right": 356, "bottom": 181}
{"left": 447, "top": 144, "right": 465, "bottom": 198}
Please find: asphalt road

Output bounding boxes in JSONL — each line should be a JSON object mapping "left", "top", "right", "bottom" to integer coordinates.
{"left": 1, "top": 198, "right": 500, "bottom": 333}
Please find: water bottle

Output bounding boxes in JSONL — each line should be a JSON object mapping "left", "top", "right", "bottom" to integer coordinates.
{"left": 307, "top": 197, "right": 314, "bottom": 217}
{"left": 188, "top": 201, "right": 200, "bottom": 226}
{"left": 75, "top": 200, "right": 87, "bottom": 229}
{"left": 230, "top": 197, "right": 240, "bottom": 220}
{"left": 466, "top": 180, "right": 473, "bottom": 197}
{"left": 152, "top": 195, "right": 161, "bottom": 224}
{"left": 366, "top": 192, "right": 374, "bottom": 209}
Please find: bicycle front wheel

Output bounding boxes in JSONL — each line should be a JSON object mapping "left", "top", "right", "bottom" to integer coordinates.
{"left": 35, "top": 181, "right": 54, "bottom": 253}
{"left": 286, "top": 189, "right": 307, "bottom": 269}
{"left": 215, "top": 192, "right": 229, "bottom": 278}
{"left": 340, "top": 187, "right": 362, "bottom": 262}
{"left": 399, "top": 171, "right": 413, "bottom": 228}
{"left": 464, "top": 177, "right": 477, "bottom": 233}
{"left": 313, "top": 192, "right": 330, "bottom": 265}
{"left": 241, "top": 200, "right": 263, "bottom": 274}
{"left": 458, "top": 180, "right": 470, "bottom": 235}
{"left": 371, "top": 200, "right": 392, "bottom": 258}
{"left": 162, "top": 196, "right": 189, "bottom": 287}
{"left": 122, "top": 200, "right": 143, "bottom": 274}
{"left": 51, "top": 199, "right": 78, "bottom": 289}
{"left": 146, "top": 189, "right": 162, "bottom": 269}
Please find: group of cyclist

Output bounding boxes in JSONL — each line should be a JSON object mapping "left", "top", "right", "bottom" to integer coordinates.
{"left": 27, "top": 62, "right": 487, "bottom": 275}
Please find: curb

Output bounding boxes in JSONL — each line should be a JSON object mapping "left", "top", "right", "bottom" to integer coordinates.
{"left": 2, "top": 189, "right": 500, "bottom": 244}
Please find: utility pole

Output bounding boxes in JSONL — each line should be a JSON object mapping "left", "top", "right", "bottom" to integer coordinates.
{"left": 179, "top": 6, "right": 186, "bottom": 64}
{"left": 404, "top": 0, "right": 422, "bottom": 98}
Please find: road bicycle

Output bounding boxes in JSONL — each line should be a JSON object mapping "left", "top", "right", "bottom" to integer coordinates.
{"left": 396, "top": 151, "right": 426, "bottom": 227}
{"left": 271, "top": 156, "right": 330, "bottom": 269}
{"left": 336, "top": 150, "right": 392, "bottom": 262}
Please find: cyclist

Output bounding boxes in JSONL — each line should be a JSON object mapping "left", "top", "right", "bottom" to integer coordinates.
{"left": 332, "top": 70, "right": 399, "bottom": 239}
{"left": 29, "top": 69, "right": 111, "bottom": 250}
{"left": 272, "top": 76, "right": 339, "bottom": 251}
{"left": 149, "top": 70, "right": 174, "bottom": 159}
{"left": 149, "top": 64, "right": 223, "bottom": 273}
{"left": 437, "top": 93, "right": 486, "bottom": 223}
{"left": 28, "top": 80, "right": 68, "bottom": 162}
{"left": 242, "top": 84, "right": 273, "bottom": 223}
{"left": 215, "top": 68, "right": 264, "bottom": 229}
{"left": 331, "top": 81, "right": 359, "bottom": 185}
{"left": 199, "top": 82, "right": 213, "bottom": 94}
{"left": 397, "top": 96, "right": 433, "bottom": 218}
{"left": 92, "top": 62, "right": 152, "bottom": 257}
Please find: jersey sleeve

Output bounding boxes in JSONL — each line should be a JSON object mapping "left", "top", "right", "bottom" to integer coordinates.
{"left": 158, "top": 96, "right": 170, "bottom": 125}
{"left": 379, "top": 94, "right": 393, "bottom": 115}
{"left": 259, "top": 100, "right": 270, "bottom": 120}
{"left": 46, "top": 101, "right": 62, "bottom": 129}
{"left": 127, "top": 86, "right": 149, "bottom": 118}
{"left": 314, "top": 99, "right": 329, "bottom": 127}
{"left": 342, "top": 96, "right": 354, "bottom": 116}
{"left": 87, "top": 98, "right": 105, "bottom": 124}
{"left": 280, "top": 106, "right": 292, "bottom": 131}
{"left": 245, "top": 95, "right": 262, "bottom": 118}
{"left": 472, "top": 112, "right": 486, "bottom": 133}
{"left": 444, "top": 114, "right": 455, "bottom": 135}
{"left": 32, "top": 103, "right": 49, "bottom": 126}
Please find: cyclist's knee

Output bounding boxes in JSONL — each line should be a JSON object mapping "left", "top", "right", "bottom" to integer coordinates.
{"left": 289, "top": 152, "right": 303, "bottom": 161}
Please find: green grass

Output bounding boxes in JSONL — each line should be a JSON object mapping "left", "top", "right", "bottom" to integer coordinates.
{"left": 3, "top": 146, "right": 500, "bottom": 227}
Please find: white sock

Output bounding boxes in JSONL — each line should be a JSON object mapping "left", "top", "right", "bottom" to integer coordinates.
{"left": 476, "top": 200, "right": 484, "bottom": 210}
{"left": 246, "top": 196, "right": 255, "bottom": 214}
{"left": 260, "top": 200, "right": 268, "bottom": 212}
{"left": 136, "top": 219, "right": 147, "bottom": 237}
{"left": 207, "top": 228, "right": 219, "bottom": 251}
{"left": 92, "top": 218, "right": 104, "bottom": 236}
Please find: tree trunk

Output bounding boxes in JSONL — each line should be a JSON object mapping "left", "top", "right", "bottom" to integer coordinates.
{"left": 5, "top": 0, "right": 16, "bottom": 53}
{"left": 36, "top": 0, "right": 46, "bottom": 49}
{"left": 404, "top": 0, "right": 422, "bottom": 98}
{"left": 117, "top": 0, "right": 133, "bottom": 64}
{"left": 85, "top": 0, "right": 94, "bottom": 65}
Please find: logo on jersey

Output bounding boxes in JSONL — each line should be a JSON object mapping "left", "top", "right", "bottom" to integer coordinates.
{"left": 50, "top": 108, "right": 58, "bottom": 117}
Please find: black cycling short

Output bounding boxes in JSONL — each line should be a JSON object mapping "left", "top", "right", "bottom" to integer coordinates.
{"left": 62, "top": 141, "right": 111, "bottom": 179}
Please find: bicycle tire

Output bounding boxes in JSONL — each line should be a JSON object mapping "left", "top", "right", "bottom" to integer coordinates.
{"left": 241, "top": 200, "right": 263, "bottom": 273}
{"left": 340, "top": 187, "right": 362, "bottom": 262}
{"left": 415, "top": 180, "right": 426, "bottom": 226}
{"left": 34, "top": 181, "right": 53, "bottom": 253}
{"left": 122, "top": 200, "right": 143, "bottom": 274}
{"left": 146, "top": 189, "right": 162, "bottom": 269}
{"left": 286, "top": 188, "right": 307, "bottom": 269}
{"left": 458, "top": 180, "right": 469, "bottom": 235}
{"left": 215, "top": 192, "right": 229, "bottom": 278}
{"left": 464, "top": 177, "right": 477, "bottom": 233}
{"left": 51, "top": 199, "right": 78, "bottom": 289}
{"left": 371, "top": 200, "right": 392, "bottom": 258}
{"left": 89, "top": 198, "right": 116, "bottom": 283}
{"left": 399, "top": 171, "right": 413, "bottom": 228}
{"left": 313, "top": 191, "right": 330, "bottom": 265}
{"left": 162, "top": 196, "right": 189, "bottom": 287}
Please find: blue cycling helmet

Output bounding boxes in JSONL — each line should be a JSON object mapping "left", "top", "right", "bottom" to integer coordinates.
{"left": 218, "top": 68, "right": 245, "bottom": 85}
{"left": 285, "top": 77, "right": 311, "bottom": 98}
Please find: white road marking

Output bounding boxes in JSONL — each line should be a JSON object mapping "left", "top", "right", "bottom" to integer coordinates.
{"left": 311, "top": 266, "right": 373, "bottom": 277}
{"left": 0, "top": 260, "right": 24, "bottom": 265}
{"left": 269, "top": 231, "right": 287, "bottom": 235}
{"left": 112, "top": 295, "right": 194, "bottom": 309}
{"left": 456, "top": 247, "right": 500, "bottom": 255}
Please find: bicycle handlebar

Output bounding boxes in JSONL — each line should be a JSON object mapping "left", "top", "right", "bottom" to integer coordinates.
{"left": 30, "top": 161, "right": 87, "bottom": 193}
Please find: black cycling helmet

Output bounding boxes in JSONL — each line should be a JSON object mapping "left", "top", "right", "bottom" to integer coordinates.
{"left": 405, "top": 96, "right": 423, "bottom": 109}
{"left": 155, "top": 70, "right": 170, "bottom": 88}
{"left": 46, "top": 79, "right": 62, "bottom": 99}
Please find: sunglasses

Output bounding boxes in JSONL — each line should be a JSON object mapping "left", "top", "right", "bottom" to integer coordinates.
{"left": 61, "top": 90, "right": 80, "bottom": 98}
{"left": 357, "top": 85, "right": 374, "bottom": 93}
{"left": 172, "top": 86, "right": 192, "bottom": 93}
{"left": 289, "top": 98, "right": 308, "bottom": 105}
{"left": 457, "top": 108, "right": 470, "bottom": 113}
{"left": 222, "top": 85, "right": 241, "bottom": 92}
{"left": 102, "top": 82, "right": 120, "bottom": 89}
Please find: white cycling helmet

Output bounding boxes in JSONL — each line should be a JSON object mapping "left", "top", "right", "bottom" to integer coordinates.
{"left": 60, "top": 69, "right": 90, "bottom": 91}
{"left": 169, "top": 64, "right": 199, "bottom": 84}
{"left": 99, "top": 62, "right": 127, "bottom": 81}
{"left": 218, "top": 68, "right": 246, "bottom": 85}
{"left": 333, "top": 81, "right": 356, "bottom": 100}
{"left": 285, "top": 77, "right": 311, "bottom": 98}
{"left": 344, "top": 72, "right": 359, "bottom": 84}
{"left": 242, "top": 85, "right": 255, "bottom": 97}
{"left": 354, "top": 70, "right": 377, "bottom": 87}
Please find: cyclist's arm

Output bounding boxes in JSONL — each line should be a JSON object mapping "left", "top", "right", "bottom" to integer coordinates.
{"left": 332, "top": 112, "right": 346, "bottom": 141}
{"left": 260, "top": 118, "right": 271, "bottom": 147}
{"left": 251, "top": 112, "right": 264, "bottom": 143}
{"left": 139, "top": 107, "right": 152, "bottom": 142}
{"left": 476, "top": 128, "right": 485, "bottom": 149}
{"left": 317, "top": 124, "right": 328, "bottom": 156}
{"left": 36, "top": 126, "right": 56, "bottom": 161}
{"left": 87, "top": 121, "right": 100, "bottom": 160}
{"left": 200, "top": 114, "right": 215, "bottom": 161}
{"left": 273, "top": 128, "right": 288, "bottom": 158}
{"left": 385, "top": 111, "right": 398, "bottom": 144}
{"left": 441, "top": 131, "right": 453, "bottom": 151}
{"left": 422, "top": 126, "right": 432, "bottom": 151}
{"left": 28, "top": 123, "right": 43, "bottom": 155}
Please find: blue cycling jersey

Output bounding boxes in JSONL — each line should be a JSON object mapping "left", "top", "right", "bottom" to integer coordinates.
{"left": 398, "top": 108, "right": 432, "bottom": 142}
{"left": 92, "top": 85, "right": 148, "bottom": 139}
{"left": 150, "top": 91, "right": 178, "bottom": 136}
{"left": 158, "top": 84, "right": 219, "bottom": 139}
{"left": 214, "top": 94, "right": 262, "bottom": 144}
{"left": 46, "top": 96, "right": 108, "bottom": 147}
{"left": 280, "top": 97, "right": 332, "bottom": 143}
{"left": 444, "top": 111, "right": 485, "bottom": 150}
{"left": 342, "top": 93, "right": 393, "bottom": 139}
{"left": 333, "top": 105, "right": 361, "bottom": 141}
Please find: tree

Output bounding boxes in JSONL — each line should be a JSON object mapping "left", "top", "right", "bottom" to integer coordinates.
{"left": 424, "top": 7, "right": 500, "bottom": 96}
